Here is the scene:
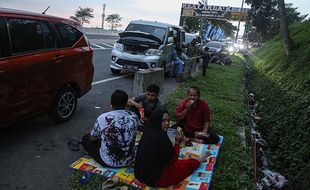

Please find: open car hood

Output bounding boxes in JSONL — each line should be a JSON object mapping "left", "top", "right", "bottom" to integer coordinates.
{"left": 119, "top": 31, "right": 162, "bottom": 43}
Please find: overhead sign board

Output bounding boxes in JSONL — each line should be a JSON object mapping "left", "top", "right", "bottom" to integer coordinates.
{"left": 181, "top": 3, "right": 250, "bottom": 21}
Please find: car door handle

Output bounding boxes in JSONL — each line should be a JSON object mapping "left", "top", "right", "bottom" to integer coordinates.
{"left": 52, "top": 55, "right": 65, "bottom": 63}
{"left": 0, "top": 71, "right": 4, "bottom": 74}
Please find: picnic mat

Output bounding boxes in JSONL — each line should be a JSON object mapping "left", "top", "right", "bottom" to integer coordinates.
{"left": 70, "top": 129, "right": 224, "bottom": 190}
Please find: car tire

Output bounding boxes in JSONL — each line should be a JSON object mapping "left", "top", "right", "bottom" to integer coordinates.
{"left": 49, "top": 85, "right": 77, "bottom": 123}
{"left": 111, "top": 68, "right": 121, "bottom": 75}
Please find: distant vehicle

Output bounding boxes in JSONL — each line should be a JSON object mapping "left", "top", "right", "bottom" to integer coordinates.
{"left": 205, "top": 41, "right": 226, "bottom": 53}
{"left": 225, "top": 42, "right": 235, "bottom": 53}
{"left": 204, "top": 41, "right": 232, "bottom": 64}
{"left": 110, "top": 20, "right": 185, "bottom": 74}
{"left": 233, "top": 42, "right": 245, "bottom": 52}
{"left": 0, "top": 8, "right": 94, "bottom": 127}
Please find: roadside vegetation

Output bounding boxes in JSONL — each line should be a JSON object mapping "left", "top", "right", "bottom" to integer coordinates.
{"left": 245, "top": 22, "right": 310, "bottom": 189}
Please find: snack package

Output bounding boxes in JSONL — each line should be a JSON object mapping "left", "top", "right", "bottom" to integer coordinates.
{"left": 177, "top": 127, "right": 185, "bottom": 137}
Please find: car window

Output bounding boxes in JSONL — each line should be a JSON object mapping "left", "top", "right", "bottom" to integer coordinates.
{"left": 125, "top": 24, "right": 166, "bottom": 41}
{"left": 54, "top": 22, "right": 82, "bottom": 47}
{"left": 42, "top": 22, "right": 58, "bottom": 49}
{"left": 8, "top": 18, "right": 45, "bottom": 54}
{"left": 0, "top": 21, "right": 2, "bottom": 58}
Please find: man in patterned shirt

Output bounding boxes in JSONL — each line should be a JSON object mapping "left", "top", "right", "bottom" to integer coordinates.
{"left": 81, "top": 90, "right": 139, "bottom": 167}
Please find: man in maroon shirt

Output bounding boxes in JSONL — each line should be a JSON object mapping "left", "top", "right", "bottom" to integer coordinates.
{"left": 175, "top": 86, "right": 219, "bottom": 144}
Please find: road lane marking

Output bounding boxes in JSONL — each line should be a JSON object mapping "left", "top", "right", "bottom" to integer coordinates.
{"left": 92, "top": 43, "right": 107, "bottom": 49}
{"left": 101, "top": 42, "right": 114, "bottom": 48}
{"left": 92, "top": 74, "right": 133, "bottom": 86}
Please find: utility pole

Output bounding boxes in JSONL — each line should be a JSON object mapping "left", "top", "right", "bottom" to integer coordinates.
{"left": 235, "top": 0, "right": 244, "bottom": 42}
{"left": 278, "top": 0, "right": 290, "bottom": 56}
{"left": 101, "top": 3, "right": 106, "bottom": 29}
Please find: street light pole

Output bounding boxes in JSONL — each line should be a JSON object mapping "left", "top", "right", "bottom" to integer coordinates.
{"left": 235, "top": 0, "right": 245, "bottom": 42}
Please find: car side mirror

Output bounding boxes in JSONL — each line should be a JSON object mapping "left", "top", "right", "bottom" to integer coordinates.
{"left": 167, "top": 37, "right": 174, "bottom": 44}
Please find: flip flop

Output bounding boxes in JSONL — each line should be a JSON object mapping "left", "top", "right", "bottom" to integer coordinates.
{"left": 102, "top": 177, "right": 119, "bottom": 190}
{"left": 67, "top": 138, "right": 81, "bottom": 151}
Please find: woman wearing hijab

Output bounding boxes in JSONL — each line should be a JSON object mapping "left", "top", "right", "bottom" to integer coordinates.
{"left": 134, "top": 108, "right": 200, "bottom": 187}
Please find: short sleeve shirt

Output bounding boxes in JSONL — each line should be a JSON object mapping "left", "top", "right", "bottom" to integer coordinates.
{"left": 176, "top": 99, "right": 210, "bottom": 132}
{"left": 134, "top": 93, "right": 163, "bottom": 118}
{"left": 91, "top": 109, "right": 138, "bottom": 167}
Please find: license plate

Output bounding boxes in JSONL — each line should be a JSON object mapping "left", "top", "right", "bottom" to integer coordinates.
{"left": 123, "top": 65, "right": 138, "bottom": 71}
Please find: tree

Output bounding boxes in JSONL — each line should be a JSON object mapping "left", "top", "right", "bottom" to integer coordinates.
{"left": 105, "top": 14, "right": 122, "bottom": 30}
{"left": 278, "top": 0, "right": 291, "bottom": 56}
{"left": 245, "top": 0, "right": 307, "bottom": 41}
{"left": 70, "top": 7, "right": 94, "bottom": 26}
{"left": 184, "top": 17, "right": 200, "bottom": 33}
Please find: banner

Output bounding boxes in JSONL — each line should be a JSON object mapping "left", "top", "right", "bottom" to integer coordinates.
{"left": 181, "top": 3, "right": 250, "bottom": 21}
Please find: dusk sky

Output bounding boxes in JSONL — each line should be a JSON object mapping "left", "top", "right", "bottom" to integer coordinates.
{"left": 1, "top": 0, "right": 309, "bottom": 31}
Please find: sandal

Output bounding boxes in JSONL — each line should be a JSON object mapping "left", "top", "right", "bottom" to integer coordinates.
{"left": 102, "top": 177, "right": 119, "bottom": 190}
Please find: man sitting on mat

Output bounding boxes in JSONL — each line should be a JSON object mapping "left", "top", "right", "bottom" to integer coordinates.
{"left": 127, "top": 84, "right": 163, "bottom": 131}
{"left": 81, "top": 89, "right": 138, "bottom": 167}
{"left": 175, "top": 86, "right": 219, "bottom": 144}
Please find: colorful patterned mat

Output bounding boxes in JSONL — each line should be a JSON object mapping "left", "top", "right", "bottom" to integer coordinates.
{"left": 70, "top": 129, "right": 223, "bottom": 190}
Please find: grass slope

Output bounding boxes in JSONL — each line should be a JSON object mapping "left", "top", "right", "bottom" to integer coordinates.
{"left": 247, "top": 21, "right": 310, "bottom": 189}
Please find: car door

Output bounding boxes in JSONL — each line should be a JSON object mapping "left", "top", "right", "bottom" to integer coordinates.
{"left": 0, "top": 17, "right": 11, "bottom": 126}
{"left": 1, "top": 18, "right": 57, "bottom": 126}
{"left": 51, "top": 21, "right": 85, "bottom": 89}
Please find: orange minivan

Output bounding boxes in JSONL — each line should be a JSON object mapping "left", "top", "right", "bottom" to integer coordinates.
{"left": 0, "top": 8, "right": 94, "bottom": 127}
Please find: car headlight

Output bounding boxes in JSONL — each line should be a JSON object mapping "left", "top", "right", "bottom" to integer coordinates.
{"left": 113, "top": 43, "right": 124, "bottom": 52}
{"left": 145, "top": 49, "right": 163, "bottom": 56}
{"left": 228, "top": 46, "right": 234, "bottom": 52}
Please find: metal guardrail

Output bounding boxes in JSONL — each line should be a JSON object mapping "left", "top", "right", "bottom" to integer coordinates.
{"left": 82, "top": 27, "right": 119, "bottom": 36}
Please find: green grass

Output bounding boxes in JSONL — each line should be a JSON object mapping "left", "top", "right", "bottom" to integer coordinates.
{"left": 70, "top": 56, "right": 254, "bottom": 189}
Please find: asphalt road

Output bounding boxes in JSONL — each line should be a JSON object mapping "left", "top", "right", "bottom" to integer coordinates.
{"left": 0, "top": 37, "right": 179, "bottom": 190}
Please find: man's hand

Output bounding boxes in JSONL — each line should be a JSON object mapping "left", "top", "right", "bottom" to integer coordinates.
{"left": 140, "top": 117, "right": 149, "bottom": 124}
{"left": 185, "top": 99, "right": 195, "bottom": 110}
{"left": 135, "top": 102, "right": 142, "bottom": 109}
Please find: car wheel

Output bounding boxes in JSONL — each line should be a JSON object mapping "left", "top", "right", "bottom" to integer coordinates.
{"left": 49, "top": 86, "right": 77, "bottom": 123}
{"left": 111, "top": 68, "right": 121, "bottom": 75}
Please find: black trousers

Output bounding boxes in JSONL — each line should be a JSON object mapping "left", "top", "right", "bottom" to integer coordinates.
{"left": 81, "top": 134, "right": 110, "bottom": 167}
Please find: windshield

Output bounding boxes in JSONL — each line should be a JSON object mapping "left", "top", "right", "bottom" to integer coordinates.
{"left": 185, "top": 33, "right": 195, "bottom": 43}
{"left": 125, "top": 23, "right": 167, "bottom": 41}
